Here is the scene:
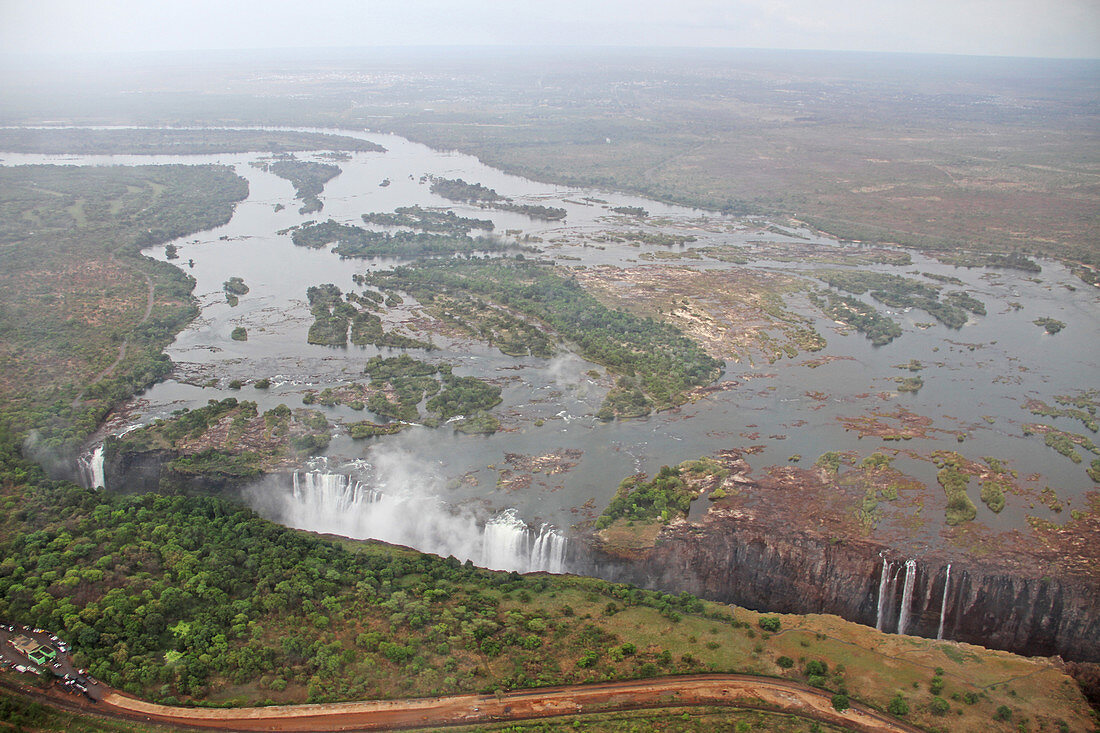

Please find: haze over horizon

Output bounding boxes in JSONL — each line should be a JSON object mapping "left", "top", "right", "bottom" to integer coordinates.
{"left": 2, "top": 0, "right": 1098, "bottom": 60}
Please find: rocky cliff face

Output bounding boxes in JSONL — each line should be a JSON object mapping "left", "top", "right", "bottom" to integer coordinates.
{"left": 103, "top": 448, "right": 252, "bottom": 496}
{"left": 572, "top": 509, "right": 1100, "bottom": 662}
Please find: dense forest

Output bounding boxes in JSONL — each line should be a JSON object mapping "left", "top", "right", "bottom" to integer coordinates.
{"left": 359, "top": 259, "right": 724, "bottom": 416}
{"left": 0, "top": 165, "right": 249, "bottom": 454}
{"left": 0, "top": 432, "right": 723, "bottom": 705}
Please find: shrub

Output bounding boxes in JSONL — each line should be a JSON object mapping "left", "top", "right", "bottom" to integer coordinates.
{"left": 888, "top": 694, "right": 909, "bottom": 716}
{"left": 831, "top": 693, "right": 849, "bottom": 711}
{"left": 577, "top": 651, "right": 599, "bottom": 668}
{"left": 804, "top": 660, "right": 828, "bottom": 676}
{"left": 776, "top": 656, "right": 795, "bottom": 669}
{"left": 930, "top": 676, "right": 944, "bottom": 695}
{"left": 994, "top": 705, "right": 1012, "bottom": 721}
{"left": 759, "top": 616, "right": 782, "bottom": 632}
{"left": 930, "top": 696, "right": 950, "bottom": 716}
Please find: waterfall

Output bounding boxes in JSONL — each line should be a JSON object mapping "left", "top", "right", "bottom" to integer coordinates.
{"left": 277, "top": 471, "right": 567, "bottom": 574}
{"left": 896, "top": 559, "right": 917, "bottom": 635}
{"left": 78, "top": 445, "right": 106, "bottom": 489}
{"left": 937, "top": 564, "right": 952, "bottom": 640}
{"left": 875, "top": 557, "right": 890, "bottom": 631}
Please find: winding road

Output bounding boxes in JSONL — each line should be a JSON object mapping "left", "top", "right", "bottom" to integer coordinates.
{"left": 8, "top": 672, "right": 921, "bottom": 732}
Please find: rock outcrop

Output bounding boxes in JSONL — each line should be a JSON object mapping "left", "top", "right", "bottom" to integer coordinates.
{"left": 573, "top": 508, "right": 1100, "bottom": 662}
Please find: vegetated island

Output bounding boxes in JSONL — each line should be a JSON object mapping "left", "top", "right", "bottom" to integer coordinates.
{"left": 104, "top": 354, "right": 505, "bottom": 491}
{"left": 289, "top": 219, "right": 517, "bottom": 258}
{"left": 429, "top": 177, "right": 567, "bottom": 221}
{"left": 358, "top": 258, "right": 725, "bottom": 418}
{"left": 361, "top": 205, "right": 495, "bottom": 234}
{"left": 223, "top": 276, "right": 249, "bottom": 306}
{"left": 0, "top": 127, "right": 386, "bottom": 155}
{"left": 305, "top": 283, "right": 434, "bottom": 350}
{"left": 103, "top": 397, "right": 332, "bottom": 491}
{"left": 813, "top": 270, "right": 981, "bottom": 330}
{"left": 253, "top": 155, "right": 342, "bottom": 214}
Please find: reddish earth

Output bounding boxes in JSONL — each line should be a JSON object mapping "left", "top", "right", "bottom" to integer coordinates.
{"left": 89, "top": 674, "right": 919, "bottom": 732}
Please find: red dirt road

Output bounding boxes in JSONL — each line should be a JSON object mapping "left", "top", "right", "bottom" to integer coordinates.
{"left": 98, "top": 674, "right": 923, "bottom": 732}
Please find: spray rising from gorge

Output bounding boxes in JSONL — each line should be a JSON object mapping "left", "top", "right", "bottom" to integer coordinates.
{"left": 248, "top": 447, "right": 567, "bottom": 574}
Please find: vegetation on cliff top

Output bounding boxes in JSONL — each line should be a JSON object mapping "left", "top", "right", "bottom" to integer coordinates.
{"left": 596, "top": 458, "right": 730, "bottom": 530}
{"left": 107, "top": 398, "right": 332, "bottom": 479}
{"left": 932, "top": 451, "right": 978, "bottom": 526}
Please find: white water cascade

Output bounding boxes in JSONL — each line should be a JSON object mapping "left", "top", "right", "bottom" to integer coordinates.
{"left": 937, "top": 564, "right": 952, "bottom": 640}
{"left": 896, "top": 559, "right": 917, "bottom": 635}
{"left": 481, "top": 509, "right": 568, "bottom": 574}
{"left": 78, "top": 445, "right": 106, "bottom": 489}
{"left": 278, "top": 471, "right": 568, "bottom": 574}
{"left": 875, "top": 557, "right": 890, "bottom": 631}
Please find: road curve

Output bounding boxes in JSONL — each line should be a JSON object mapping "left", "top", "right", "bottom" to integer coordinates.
{"left": 95, "top": 674, "right": 923, "bottom": 732}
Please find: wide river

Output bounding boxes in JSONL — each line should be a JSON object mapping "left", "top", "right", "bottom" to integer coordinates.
{"left": 5, "top": 127, "right": 1097, "bottom": 571}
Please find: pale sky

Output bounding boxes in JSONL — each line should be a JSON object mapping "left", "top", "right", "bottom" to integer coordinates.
{"left": 1, "top": 0, "right": 1098, "bottom": 59}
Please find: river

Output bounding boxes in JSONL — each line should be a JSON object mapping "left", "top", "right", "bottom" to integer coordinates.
{"left": 4, "top": 126, "right": 1097, "bottom": 571}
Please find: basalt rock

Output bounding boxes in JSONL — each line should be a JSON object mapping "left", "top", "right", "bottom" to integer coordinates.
{"left": 572, "top": 508, "right": 1100, "bottom": 662}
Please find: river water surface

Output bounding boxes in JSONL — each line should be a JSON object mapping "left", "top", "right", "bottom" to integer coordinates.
{"left": 5, "top": 127, "right": 1096, "bottom": 571}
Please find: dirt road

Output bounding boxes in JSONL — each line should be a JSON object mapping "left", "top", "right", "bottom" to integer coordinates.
{"left": 95, "top": 674, "right": 922, "bottom": 732}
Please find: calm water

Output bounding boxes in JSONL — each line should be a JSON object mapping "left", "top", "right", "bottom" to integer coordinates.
{"left": 5, "top": 127, "right": 1097, "bottom": 558}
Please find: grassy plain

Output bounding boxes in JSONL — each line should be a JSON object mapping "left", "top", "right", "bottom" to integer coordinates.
{"left": 352, "top": 51, "right": 1100, "bottom": 269}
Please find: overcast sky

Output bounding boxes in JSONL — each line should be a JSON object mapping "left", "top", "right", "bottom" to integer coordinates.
{"left": 2, "top": 0, "right": 1098, "bottom": 59}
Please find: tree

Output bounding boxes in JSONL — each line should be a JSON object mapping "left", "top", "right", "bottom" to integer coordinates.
{"left": 888, "top": 694, "right": 909, "bottom": 716}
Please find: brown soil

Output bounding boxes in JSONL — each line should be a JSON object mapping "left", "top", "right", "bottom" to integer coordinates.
{"left": 94, "top": 674, "right": 922, "bottom": 732}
